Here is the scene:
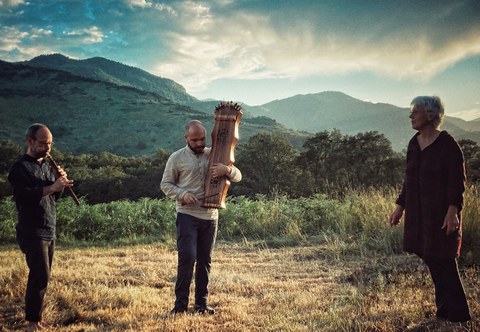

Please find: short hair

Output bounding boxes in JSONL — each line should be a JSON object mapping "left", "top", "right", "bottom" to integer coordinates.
{"left": 185, "top": 120, "right": 205, "bottom": 134}
{"left": 410, "top": 96, "right": 445, "bottom": 129}
{"left": 25, "top": 123, "right": 49, "bottom": 139}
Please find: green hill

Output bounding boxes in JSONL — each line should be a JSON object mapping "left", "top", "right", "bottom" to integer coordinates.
{"left": 2, "top": 54, "right": 478, "bottom": 155}
{"left": 0, "top": 60, "right": 306, "bottom": 156}
{"left": 247, "top": 91, "right": 480, "bottom": 151}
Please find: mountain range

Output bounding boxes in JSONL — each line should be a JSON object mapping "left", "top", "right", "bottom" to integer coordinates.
{"left": 1, "top": 54, "right": 479, "bottom": 156}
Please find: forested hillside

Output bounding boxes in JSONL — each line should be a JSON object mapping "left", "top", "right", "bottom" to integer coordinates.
{"left": 2, "top": 55, "right": 479, "bottom": 156}
{"left": 0, "top": 60, "right": 306, "bottom": 156}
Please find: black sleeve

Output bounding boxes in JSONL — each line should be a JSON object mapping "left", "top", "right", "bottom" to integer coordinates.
{"left": 8, "top": 162, "right": 44, "bottom": 204}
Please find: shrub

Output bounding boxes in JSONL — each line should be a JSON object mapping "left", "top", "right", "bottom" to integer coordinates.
{"left": 460, "top": 184, "right": 480, "bottom": 266}
{"left": 0, "top": 186, "right": 478, "bottom": 267}
{"left": 0, "top": 197, "right": 17, "bottom": 244}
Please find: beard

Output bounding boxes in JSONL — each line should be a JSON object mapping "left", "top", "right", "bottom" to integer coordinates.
{"left": 34, "top": 150, "right": 48, "bottom": 159}
{"left": 188, "top": 143, "right": 205, "bottom": 155}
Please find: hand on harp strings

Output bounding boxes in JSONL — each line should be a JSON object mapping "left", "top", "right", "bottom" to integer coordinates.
{"left": 204, "top": 192, "right": 220, "bottom": 199}
{"left": 181, "top": 192, "right": 219, "bottom": 206}
{"left": 46, "top": 153, "right": 80, "bottom": 206}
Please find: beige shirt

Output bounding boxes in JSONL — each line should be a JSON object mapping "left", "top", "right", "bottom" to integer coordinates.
{"left": 160, "top": 145, "right": 242, "bottom": 220}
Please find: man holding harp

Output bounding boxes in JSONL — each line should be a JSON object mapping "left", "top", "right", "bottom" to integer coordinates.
{"left": 161, "top": 115, "right": 242, "bottom": 315}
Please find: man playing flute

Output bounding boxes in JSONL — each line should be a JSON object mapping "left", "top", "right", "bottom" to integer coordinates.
{"left": 8, "top": 123, "right": 74, "bottom": 331}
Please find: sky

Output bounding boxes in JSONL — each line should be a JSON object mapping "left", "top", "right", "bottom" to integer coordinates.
{"left": 1, "top": 0, "right": 479, "bottom": 120}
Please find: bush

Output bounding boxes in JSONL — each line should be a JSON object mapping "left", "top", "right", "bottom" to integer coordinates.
{"left": 460, "top": 184, "right": 480, "bottom": 266}
{"left": 0, "top": 186, "right": 478, "bottom": 267}
{"left": 58, "top": 198, "right": 176, "bottom": 243}
{"left": 0, "top": 197, "right": 17, "bottom": 244}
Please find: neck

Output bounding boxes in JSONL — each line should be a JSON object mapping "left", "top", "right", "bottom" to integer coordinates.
{"left": 418, "top": 126, "right": 439, "bottom": 138}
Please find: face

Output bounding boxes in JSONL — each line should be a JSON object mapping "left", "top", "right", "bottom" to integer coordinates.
{"left": 409, "top": 104, "right": 433, "bottom": 130}
{"left": 185, "top": 125, "right": 206, "bottom": 154}
{"left": 27, "top": 127, "right": 53, "bottom": 159}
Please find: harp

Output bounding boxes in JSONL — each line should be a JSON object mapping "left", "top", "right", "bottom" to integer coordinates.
{"left": 203, "top": 102, "right": 243, "bottom": 208}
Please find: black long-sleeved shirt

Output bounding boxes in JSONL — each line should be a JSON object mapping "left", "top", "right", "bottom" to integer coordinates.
{"left": 8, "top": 154, "right": 61, "bottom": 242}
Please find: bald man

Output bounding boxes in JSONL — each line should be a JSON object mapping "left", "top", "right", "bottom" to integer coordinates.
{"left": 161, "top": 120, "right": 242, "bottom": 315}
{"left": 8, "top": 123, "right": 73, "bottom": 331}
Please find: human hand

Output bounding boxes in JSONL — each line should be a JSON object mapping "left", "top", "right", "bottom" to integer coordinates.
{"left": 211, "top": 163, "right": 231, "bottom": 178}
{"left": 55, "top": 165, "right": 68, "bottom": 179}
{"left": 51, "top": 176, "right": 74, "bottom": 192}
{"left": 441, "top": 208, "right": 460, "bottom": 235}
{"left": 182, "top": 192, "right": 199, "bottom": 205}
{"left": 388, "top": 205, "right": 404, "bottom": 227}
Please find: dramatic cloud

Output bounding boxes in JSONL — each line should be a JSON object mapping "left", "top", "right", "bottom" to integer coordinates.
{"left": 0, "top": 0, "right": 478, "bottom": 115}
{"left": 147, "top": 1, "right": 480, "bottom": 95}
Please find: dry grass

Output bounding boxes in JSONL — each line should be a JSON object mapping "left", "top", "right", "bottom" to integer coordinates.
{"left": 0, "top": 243, "right": 478, "bottom": 332}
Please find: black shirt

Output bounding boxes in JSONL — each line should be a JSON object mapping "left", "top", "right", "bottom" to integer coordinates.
{"left": 8, "top": 154, "right": 61, "bottom": 242}
{"left": 396, "top": 130, "right": 465, "bottom": 259}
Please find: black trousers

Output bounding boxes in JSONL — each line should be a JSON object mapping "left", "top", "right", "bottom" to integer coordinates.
{"left": 424, "top": 258, "right": 471, "bottom": 322}
{"left": 174, "top": 213, "right": 217, "bottom": 310}
{"left": 19, "top": 239, "right": 54, "bottom": 322}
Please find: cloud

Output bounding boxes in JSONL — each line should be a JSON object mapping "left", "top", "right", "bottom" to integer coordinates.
{"left": 64, "top": 26, "right": 105, "bottom": 43}
{"left": 0, "top": 24, "right": 103, "bottom": 61}
{"left": 30, "top": 28, "right": 53, "bottom": 39}
{"left": 449, "top": 108, "right": 480, "bottom": 121}
{"left": 0, "top": 0, "right": 25, "bottom": 9}
{"left": 147, "top": 1, "right": 480, "bottom": 95}
{"left": 124, "top": 0, "right": 176, "bottom": 14}
{"left": 1, "top": 0, "right": 479, "bottom": 98}
{"left": 125, "top": 0, "right": 151, "bottom": 8}
{"left": 0, "top": 26, "right": 58, "bottom": 60}
{"left": 0, "top": 26, "right": 28, "bottom": 51}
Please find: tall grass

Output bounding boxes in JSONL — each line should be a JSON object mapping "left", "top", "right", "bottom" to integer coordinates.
{"left": 0, "top": 186, "right": 479, "bottom": 265}
{"left": 0, "top": 187, "right": 479, "bottom": 331}
{"left": 56, "top": 198, "right": 177, "bottom": 244}
{"left": 461, "top": 184, "right": 480, "bottom": 265}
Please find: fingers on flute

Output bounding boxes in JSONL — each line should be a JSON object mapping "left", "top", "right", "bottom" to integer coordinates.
{"left": 56, "top": 166, "right": 68, "bottom": 177}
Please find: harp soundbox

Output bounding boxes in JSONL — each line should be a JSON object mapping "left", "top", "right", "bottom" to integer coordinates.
{"left": 203, "top": 102, "right": 243, "bottom": 209}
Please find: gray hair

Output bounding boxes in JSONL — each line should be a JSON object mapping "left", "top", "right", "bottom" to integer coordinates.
{"left": 410, "top": 96, "right": 445, "bottom": 129}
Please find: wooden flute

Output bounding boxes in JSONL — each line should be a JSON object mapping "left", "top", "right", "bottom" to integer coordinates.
{"left": 46, "top": 153, "right": 80, "bottom": 205}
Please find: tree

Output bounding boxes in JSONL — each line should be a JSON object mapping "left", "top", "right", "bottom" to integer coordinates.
{"left": 343, "top": 131, "right": 404, "bottom": 188}
{"left": 0, "top": 140, "right": 23, "bottom": 198}
{"left": 0, "top": 139, "right": 23, "bottom": 173}
{"left": 296, "top": 129, "right": 344, "bottom": 195}
{"left": 234, "top": 133, "right": 300, "bottom": 197}
{"left": 296, "top": 130, "right": 404, "bottom": 195}
{"left": 459, "top": 139, "right": 480, "bottom": 183}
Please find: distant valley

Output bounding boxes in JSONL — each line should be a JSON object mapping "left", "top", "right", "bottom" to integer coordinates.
{"left": 1, "top": 54, "right": 479, "bottom": 156}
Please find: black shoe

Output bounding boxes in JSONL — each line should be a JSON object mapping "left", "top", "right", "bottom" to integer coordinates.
{"left": 169, "top": 307, "right": 187, "bottom": 316}
{"left": 194, "top": 304, "right": 215, "bottom": 315}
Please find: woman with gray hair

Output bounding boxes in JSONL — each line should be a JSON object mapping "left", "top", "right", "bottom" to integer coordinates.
{"left": 389, "top": 96, "right": 471, "bottom": 323}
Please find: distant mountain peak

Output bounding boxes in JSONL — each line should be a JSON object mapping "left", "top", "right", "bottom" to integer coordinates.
{"left": 20, "top": 53, "right": 197, "bottom": 104}
{"left": 28, "top": 53, "right": 72, "bottom": 65}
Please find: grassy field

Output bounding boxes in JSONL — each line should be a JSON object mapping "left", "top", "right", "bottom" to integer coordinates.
{"left": 0, "top": 241, "right": 478, "bottom": 332}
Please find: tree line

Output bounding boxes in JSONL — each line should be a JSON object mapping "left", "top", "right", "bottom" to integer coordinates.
{"left": 1, "top": 130, "right": 479, "bottom": 204}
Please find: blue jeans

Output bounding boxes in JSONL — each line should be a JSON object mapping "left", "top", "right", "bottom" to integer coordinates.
{"left": 174, "top": 213, "right": 218, "bottom": 310}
